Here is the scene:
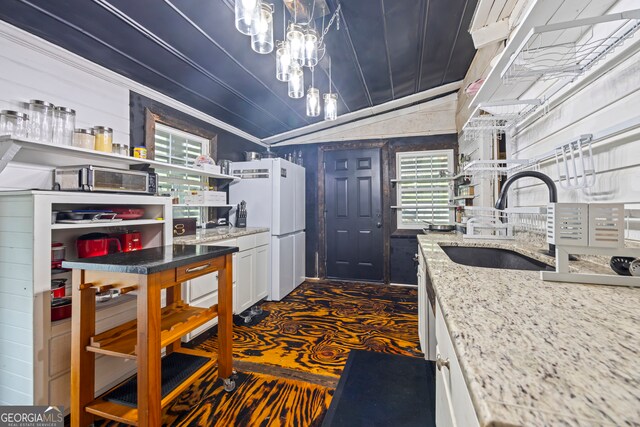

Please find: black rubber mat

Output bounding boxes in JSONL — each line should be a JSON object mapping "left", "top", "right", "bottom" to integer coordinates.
{"left": 104, "top": 352, "right": 210, "bottom": 407}
{"left": 322, "top": 350, "right": 436, "bottom": 427}
{"left": 233, "top": 310, "right": 269, "bottom": 327}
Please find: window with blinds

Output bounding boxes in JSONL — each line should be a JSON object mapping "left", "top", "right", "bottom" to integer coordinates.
{"left": 396, "top": 150, "right": 454, "bottom": 228}
{"left": 154, "top": 123, "right": 210, "bottom": 220}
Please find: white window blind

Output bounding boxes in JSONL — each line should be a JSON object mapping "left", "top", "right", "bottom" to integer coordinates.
{"left": 154, "top": 123, "right": 210, "bottom": 220}
{"left": 396, "top": 150, "right": 454, "bottom": 229}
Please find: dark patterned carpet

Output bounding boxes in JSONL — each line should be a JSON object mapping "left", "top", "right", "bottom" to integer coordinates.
{"left": 93, "top": 281, "right": 420, "bottom": 426}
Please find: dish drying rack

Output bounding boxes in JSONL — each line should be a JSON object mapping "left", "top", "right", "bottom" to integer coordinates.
{"left": 463, "top": 206, "right": 547, "bottom": 236}
{"left": 554, "top": 134, "right": 595, "bottom": 189}
{"left": 501, "top": 9, "right": 640, "bottom": 84}
{"left": 542, "top": 203, "right": 640, "bottom": 287}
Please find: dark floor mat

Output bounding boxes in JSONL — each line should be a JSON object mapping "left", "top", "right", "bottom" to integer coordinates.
{"left": 103, "top": 352, "right": 209, "bottom": 407}
{"left": 233, "top": 309, "right": 269, "bottom": 326}
{"left": 322, "top": 350, "right": 435, "bottom": 427}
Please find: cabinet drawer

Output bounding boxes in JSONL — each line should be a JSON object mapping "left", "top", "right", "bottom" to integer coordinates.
{"left": 176, "top": 256, "right": 225, "bottom": 282}
{"left": 435, "top": 301, "right": 479, "bottom": 427}
{"left": 255, "top": 232, "right": 270, "bottom": 247}
{"left": 50, "top": 333, "right": 71, "bottom": 377}
{"left": 188, "top": 272, "right": 218, "bottom": 301}
{"left": 237, "top": 234, "right": 256, "bottom": 251}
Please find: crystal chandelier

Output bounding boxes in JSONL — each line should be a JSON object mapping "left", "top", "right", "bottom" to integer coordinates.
{"left": 236, "top": 1, "right": 342, "bottom": 121}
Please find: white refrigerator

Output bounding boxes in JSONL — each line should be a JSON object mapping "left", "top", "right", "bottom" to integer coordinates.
{"left": 229, "top": 158, "right": 305, "bottom": 301}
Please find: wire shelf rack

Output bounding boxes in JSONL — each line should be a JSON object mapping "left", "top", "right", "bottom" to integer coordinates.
{"left": 464, "top": 206, "right": 547, "bottom": 233}
{"left": 502, "top": 9, "right": 640, "bottom": 84}
{"left": 477, "top": 98, "right": 546, "bottom": 123}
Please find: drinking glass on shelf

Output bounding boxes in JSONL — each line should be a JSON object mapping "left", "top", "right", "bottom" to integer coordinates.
{"left": 52, "top": 106, "right": 76, "bottom": 146}
{"left": 0, "top": 110, "right": 29, "bottom": 138}
{"left": 28, "top": 99, "right": 54, "bottom": 142}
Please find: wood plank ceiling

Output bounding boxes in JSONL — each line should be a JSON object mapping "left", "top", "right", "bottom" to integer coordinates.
{"left": 0, "top": 0, "right": 478, "bottom": 140}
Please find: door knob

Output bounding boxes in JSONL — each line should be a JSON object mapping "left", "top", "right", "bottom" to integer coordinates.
{"left": 376, "top": 222, "right": 382, "bottom": 228}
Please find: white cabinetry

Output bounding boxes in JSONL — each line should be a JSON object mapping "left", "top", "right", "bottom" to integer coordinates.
{"left": 417, "top": 249, "right": 436, "bottom": 361}
{"left": 182, "top": 231, "right": 270, "bottom": 341}
{"left": 435, "top": 300, "right": 479, "bottom": 427}
{"left": 0, "top": 191, "right": 171, "bottom": 409}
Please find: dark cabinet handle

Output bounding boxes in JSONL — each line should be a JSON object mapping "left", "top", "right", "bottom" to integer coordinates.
{"left": 376, "top": 222, "right": 382, "bottom": 228}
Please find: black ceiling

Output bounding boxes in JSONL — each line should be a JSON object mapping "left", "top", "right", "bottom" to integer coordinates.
{"left": 0, "top": 0, "right": 478, "bottom": 139}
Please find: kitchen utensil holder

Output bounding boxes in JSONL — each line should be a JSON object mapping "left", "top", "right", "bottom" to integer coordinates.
{"left": 235, "top": 215, "right": 246, "bottom": 228}
{"left": 547, "top": 203, "right": 624, "bottom": 248}
{"left": 542, "top": 202, "right": 638, "bottom": 287}
{"left": 547, "top": 203, "right": 589, "bottom": 247}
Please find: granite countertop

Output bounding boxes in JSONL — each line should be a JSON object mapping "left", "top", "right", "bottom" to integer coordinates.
{"left": 62, "top": 245, "right": 238, "bottom": 274}
{"left": 418, "top": 232, "right": 640, "bottom": 426}
{"left": 173, "top": 227, "right": 270, "bottom": 245}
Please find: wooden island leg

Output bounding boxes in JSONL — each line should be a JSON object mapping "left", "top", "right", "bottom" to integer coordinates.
{"left": 137, "top": 274, "right": 162, "bottom": 427}
{"left": 217, "top": 253, "right": 234, "bottom": 385}
{"left": 70, "top": 269, "right": 96, "bottom": 426}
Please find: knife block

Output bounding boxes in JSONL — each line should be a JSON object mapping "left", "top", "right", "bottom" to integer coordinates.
{"left": 235, "top": 215, "right": 246, "bottom": 228}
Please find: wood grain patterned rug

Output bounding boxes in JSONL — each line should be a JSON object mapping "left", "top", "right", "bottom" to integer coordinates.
{"left": 197, "top": 281, "right": 422, "bottom": 377}
{"left": 93, "top": 282, "right": 420, "bottom": 426}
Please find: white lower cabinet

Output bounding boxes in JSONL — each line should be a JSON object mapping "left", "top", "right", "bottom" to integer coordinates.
{"left": 435, "top": 300, "right": 479, "bottom": 427}
{"left": 418, "top": 250, "right": 436, "bottom": 361}
{"left": 183, "top": 232, "right": 271, "bottom": 341}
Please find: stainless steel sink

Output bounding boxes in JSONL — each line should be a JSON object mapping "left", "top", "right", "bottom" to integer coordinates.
{"left": 440, "top": 246, "right": 554, "bottom": 271}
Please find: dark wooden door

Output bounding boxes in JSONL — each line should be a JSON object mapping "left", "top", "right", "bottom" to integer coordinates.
{"left": 325, "top": 148, "right": 383, "bottom": 281}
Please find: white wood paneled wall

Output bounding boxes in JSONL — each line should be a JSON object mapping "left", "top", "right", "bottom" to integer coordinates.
{"left": 0, "top": 20, "right": 262, "bottom": 191}
{"left": 0, "top": 195, "right": 34, "bottom": 404}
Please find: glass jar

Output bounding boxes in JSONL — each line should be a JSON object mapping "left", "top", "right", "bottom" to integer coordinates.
{"left": 28, "top": 100, "right": 54, "bottom": 142}
{"left": 112, "top": 142, "right": 129, "bottom": 156}
{"left": 72, "top": 128, "right": 95, "bottom": 150}
{"left": 52, "top": 106, "right": 76, "bottom": 146}
{"left": 93, "top": 126, "right": 113, "bottom": 152}
{"left": 0, "top": 110, "right": 29, "bottom": 138}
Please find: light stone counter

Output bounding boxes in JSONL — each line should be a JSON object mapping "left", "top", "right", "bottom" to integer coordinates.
{"left": 173, "top": 227, "right": 269, "bottom": 245}
{"left": 418, "top": 232, "right": 640, "bottom": 427}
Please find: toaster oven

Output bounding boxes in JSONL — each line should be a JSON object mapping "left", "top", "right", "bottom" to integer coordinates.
{"left": 54, "top": 165, "right": 157, "bottom": 194}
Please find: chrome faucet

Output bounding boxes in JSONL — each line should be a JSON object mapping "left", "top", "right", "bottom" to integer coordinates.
{"left": 495, "top": 171, "right": 557, "bottom": 256}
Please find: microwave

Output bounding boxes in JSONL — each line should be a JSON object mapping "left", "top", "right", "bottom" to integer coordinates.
{"left": 54, "top": 165, "right": 157, "bottom": 195}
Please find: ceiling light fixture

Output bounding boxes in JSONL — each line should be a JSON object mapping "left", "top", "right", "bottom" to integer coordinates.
{"left": 251, "top": 2, "right": 274, "bottom": 53}
{"left": 324, "top": 56, "right": 337, "bottom": 121}
{"left": 306, "top": 67, "right": 320, "bottom": 117}
{"left": 238, "top": 0, "right": 342, "bottom": 121}
{"left": 235, "top": 0, "right": 261, "bottom": 35}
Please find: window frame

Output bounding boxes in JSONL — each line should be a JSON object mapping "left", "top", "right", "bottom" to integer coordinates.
{"left": 395, "top": 149, "right": 454, "bottom": 230}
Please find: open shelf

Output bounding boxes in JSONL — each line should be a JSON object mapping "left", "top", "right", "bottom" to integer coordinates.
{"left": 85, "top": 348, "right": 216, "bottom": 424}
{"left": 0, "top": 136, "right": 239, "bottom": 181}
{"left": 51, "top": 219, "right": 165, "bottom": 230}
{"left": 88, "top": 302, "right": 218, "bottom": 359}
{"left": 502, "top": 10, "right": 640, "bottom": 84}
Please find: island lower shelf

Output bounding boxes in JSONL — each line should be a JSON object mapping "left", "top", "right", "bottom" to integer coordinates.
{"left": 88, "top": 302, "right": 219, "bottom": 359}
{"left": 85, "top": 348, "right": 216, "bottom": 425}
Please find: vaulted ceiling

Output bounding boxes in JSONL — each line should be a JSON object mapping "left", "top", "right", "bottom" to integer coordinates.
{"left": 0, "top": 0, "right": 478, "bottom": 140}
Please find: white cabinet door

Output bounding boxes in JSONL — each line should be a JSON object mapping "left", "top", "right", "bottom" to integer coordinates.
{"left": 255, "top": 244, "right": 269, "bottom": 301}
{"left": 293, "top": 231, "right": 305, "bottom": 287}
{"left": 271, "top": 234, "right": 294, "bottom": 301}
{"left": 417, "top": 252, "right": 426, "bottom": 353}
{"left": 435, "top": 301, "right": 480, "bottom": 427}
{"left": 236, "top": 249, "right": 255, "bottom": 313}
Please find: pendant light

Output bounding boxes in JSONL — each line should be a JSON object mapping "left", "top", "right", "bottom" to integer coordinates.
{"left": 276, "top": 40, "right": 291, "bottom": 81}
{"left": 306, "top": 67, "right": 320, "bottom": 117}
{"left": 235, "top": 0, "right": 261, "bottom": 35}
{"left": 287, "top": 23, "right": 304, "bottom": 66}
{"left": 251, "top": 3, "right": 274, "bottom": 54}
{"left": 324, "top": 58, "right": 337, "bottom": 120}
{"left": 304, "top": 28, "right": 318, "bottom": 67}
{"left": 288, "top": 64, "right": 304, "bottom": 99}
